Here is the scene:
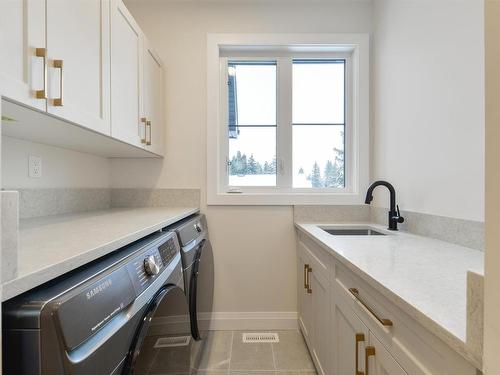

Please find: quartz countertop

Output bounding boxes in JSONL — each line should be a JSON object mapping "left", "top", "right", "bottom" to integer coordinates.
{"left": 2, "top": 207, "right": 199, "bottom": 301}
{"left": 295, "top": 222, "right": 484, "bottom": 368}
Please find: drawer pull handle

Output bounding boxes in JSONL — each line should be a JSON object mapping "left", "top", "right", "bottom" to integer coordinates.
{"left": 303, "top": 264, "right": 308, "bottom": 290}
{"left": 35, "top": 48, "right": 47, "bottom": 99}
{"left": 306, "top": 265, "right": 312, "bottom": 294}
{"left": 53, "top": 59, "right": 64, "bottom": 106}
{"left": 349, "top": 288, "right": 393, "bottom": 327}
{"left": 365, "top": 346, "right": 375, "bottom": 375}
{"left": 140, "top": 117, "right": 147, "bottom": 143}
{"left": 355, "top": 333, "right": 365, "bottom": 375}
{"left": 146, "top": 120, "right": 152, "bottom": 145}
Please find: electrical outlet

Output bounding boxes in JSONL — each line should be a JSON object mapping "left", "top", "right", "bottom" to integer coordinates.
{"left": 29, "top": 155, "right": 42, "bottom": 178}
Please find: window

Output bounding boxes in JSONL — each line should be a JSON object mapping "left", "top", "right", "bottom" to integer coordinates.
{"left": 226, "top": 59, "right": 346, "bottom": 190}
{"left": 292, "top": 60, "right": 345, "bottom": 189}
{"left": 207, "top": 34, "right": 369, "bottom": 205}
{"left": 228, "top": 61, "right": 277, "bottom": 187}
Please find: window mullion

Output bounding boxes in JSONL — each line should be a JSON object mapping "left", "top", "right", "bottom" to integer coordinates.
{"left": 277, "top": 57, "right": 293, "bottom": 189}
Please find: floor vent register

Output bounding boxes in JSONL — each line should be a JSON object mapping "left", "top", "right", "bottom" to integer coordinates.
{"left": 242, "top": 332, "right": 280, "bottom": 343}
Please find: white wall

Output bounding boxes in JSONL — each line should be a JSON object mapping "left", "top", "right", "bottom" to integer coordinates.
{"left": 115, "top": 0, "right": 373, "bottom": 314}
{"left": 484, "top": 1, "right": 500, "bottom": 373}
{"left": 372, "top": 0, "right": 485, "bottom": 222}
{"left": 1, "top": 136, "right": 110, "bottom": 189}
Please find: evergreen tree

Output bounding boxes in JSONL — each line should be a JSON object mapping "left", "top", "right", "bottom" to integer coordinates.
{"left": 255, "top": 162, "right": 263, "bottom": 174}
{"left": 332, "top": 147, "right": 345, "bottom": 187}
{"left": 248, "top": 154, "right": 258, "bottom": 174}
{"left": 324, "top": 160, "right": 336, "bottom": 187}
{"left": 270, "top": 157, "right": 277, "bottom": 174}
{"left": 242, "top": 154, "right": 247, "bottom": 175}
{"left": 311, "top": 162, "right": 322, "bottom": 188}
{"left": 263, "top": 161, "right": 271, "bottom": 174}
{"left": 232, "top": 151, "right": 248, "bottom": 175}
{"left": 230, "top": 155, "right": 238, "bottom": 175}
{"left": 298, "top": 167, "right": 304, "bottom": 174}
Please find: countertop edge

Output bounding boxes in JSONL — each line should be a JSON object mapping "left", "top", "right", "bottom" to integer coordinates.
{"left": 294, "top": 222, "right": 482, "bottom": 370}
{"left": 1, "top": 207, "right": 199, "bottom": 302}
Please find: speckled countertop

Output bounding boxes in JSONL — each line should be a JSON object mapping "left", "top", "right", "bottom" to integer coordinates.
{"left": 295, "top": 222, "right": 484, "bottom": 368}
{"left": 2, "top": 207, "right": 198, "bottom": 301}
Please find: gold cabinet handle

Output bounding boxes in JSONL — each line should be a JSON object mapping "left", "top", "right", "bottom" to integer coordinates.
{"left": 146, "top": 120, "right": 152, "bottom": 145}
{"left": 306, "top": 265, "right": 312, "bottom": 294}
{"left": 303, "top": 264, "right": 308, "bottom": 290}
{"left": 349, "top": 288, "right": 393, "bottom": 327}
{"left": 365, "top": 346, "right": 375, "bottom": 375}
{"left": 52, "top": 59, "right": 63, "bottom": 106}
{"left": 355, "top": 333, "right": 365, "bottom": 375}
{"left": 35, "top": 48, "right": 47, "bottom": 99}
{"left": 140, "top": 117, "right": 147, "bottom": 143}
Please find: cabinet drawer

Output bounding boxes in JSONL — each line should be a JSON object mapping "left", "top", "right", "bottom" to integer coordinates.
{"left": 333, "top": 261, "right": 476, "bottom": 375}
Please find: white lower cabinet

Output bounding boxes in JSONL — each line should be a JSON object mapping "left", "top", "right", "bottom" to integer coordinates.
{"left": 332, "top": 283, "right": 406, "bottom": 375}
{"left": 296, "top": 233, "right": 477, "bottom": 375}
{"left": 310, "top": 264, "right": 331, "bottom": 375}
{"left": 368, "top": 332, "right": 407, "bottom": 375}
{"left": 298, "top": 245, "right": 313, "bottom": 342}
{"left": 331, "top": 287, "right": 369, "bottom": 375}
{"left": 297, "top": 241, "right": 331, "bottom": 375}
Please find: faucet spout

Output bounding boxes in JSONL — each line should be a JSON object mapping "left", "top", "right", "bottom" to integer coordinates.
{"left": 364, "top": 180, "right": 404, "bottom": 231}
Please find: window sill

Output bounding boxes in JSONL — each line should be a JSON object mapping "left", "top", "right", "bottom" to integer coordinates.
{"left": 206, "top": 191, "right": 366, "bottom": 206}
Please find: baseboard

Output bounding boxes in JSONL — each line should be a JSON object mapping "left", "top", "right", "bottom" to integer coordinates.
{"left": 203, "top": 311, "right": 299, "bottom": 331}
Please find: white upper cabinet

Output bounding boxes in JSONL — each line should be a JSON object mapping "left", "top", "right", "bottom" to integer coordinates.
{"left": 110, "top": 0, "right": 144, "bottom": 147}
{"left": 0, "top": 0, "right": 47, "bottom": 111}
{"left": 1, "top": 0, "right": 164, "bottom": 157}
{"left": 45, "top": 0, "right": 111, "bottom": 135}
{"left": 143, "top": 39, "right": 164, "bottom": 156}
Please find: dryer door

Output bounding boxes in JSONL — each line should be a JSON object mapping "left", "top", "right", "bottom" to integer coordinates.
{"left": 189, "top": 239, "right": 214, "bottom": 341}
{"left": 124, "top": 285, "right": 193, "bottom": 375}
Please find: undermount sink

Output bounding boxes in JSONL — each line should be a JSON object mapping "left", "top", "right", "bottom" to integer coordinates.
{"left": 320, "top": 227, "right": 386, "bottom": 236}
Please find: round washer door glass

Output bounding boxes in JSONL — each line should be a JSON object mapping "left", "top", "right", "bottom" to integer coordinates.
{"left": 127, "top": 285, "right": 194, "bottom": 374}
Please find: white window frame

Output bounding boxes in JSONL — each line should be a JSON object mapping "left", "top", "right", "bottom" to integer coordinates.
{"left": 207, "top": 33, "right": 370, "bottom": 205}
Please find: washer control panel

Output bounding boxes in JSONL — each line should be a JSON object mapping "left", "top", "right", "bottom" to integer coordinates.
{"left": 126, "top": 232, "right": 179, "bottom": 295}
{"left": 158, "top": 237, "right": 178, "bottom": 265}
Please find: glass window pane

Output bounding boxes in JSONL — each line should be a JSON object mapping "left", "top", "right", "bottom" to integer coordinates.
{"left": 229, "top": 127, "right": 276, "bottom": 187}
{"left": 228, "top": 61, "right": 276, "bottom": 126}
{"left": 293, "top": 60, "right": 345, "bottom": 124}
{"left": 293, "top": 125, "right": 344, "bottom": 188}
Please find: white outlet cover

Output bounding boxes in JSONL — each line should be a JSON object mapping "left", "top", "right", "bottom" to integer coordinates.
{"left": 29, "top": 155, "right": 42, "bottom": 178}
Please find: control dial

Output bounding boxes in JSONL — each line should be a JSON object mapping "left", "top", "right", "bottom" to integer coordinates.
{"left": 144, "top": 255, "right": 160, "bottom": 276}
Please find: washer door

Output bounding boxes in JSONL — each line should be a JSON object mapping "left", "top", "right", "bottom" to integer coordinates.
{"left": 124, "top": 285, "right": 193, "bottom": 375}
{"left": 189, "top": 240, "right": 214, "bottom": 341}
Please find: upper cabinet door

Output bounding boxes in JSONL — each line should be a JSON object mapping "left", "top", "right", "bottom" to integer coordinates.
{"left": 143, "top": 39, "right": 164, "bottom": 156}
{"left": 110, "top": 0, "right": 144, "bottom": 147}
{"left": 45, "top": 0, "right": 111, "bottom": 135}
{"left": 0, "top": 0, "right": 47, "bottom": 111}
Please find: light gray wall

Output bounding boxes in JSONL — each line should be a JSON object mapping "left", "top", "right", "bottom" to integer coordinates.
{"left": 115, "top": 0, "right": 374, "bottom": 313}
{"left": 372, "top": 0, "right": 485, "bottom": 222}
{"left": 2, "top": 136, "right": 110, "bottom": 189}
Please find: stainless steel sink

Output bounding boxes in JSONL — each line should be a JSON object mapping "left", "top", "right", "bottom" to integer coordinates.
{"left": 321, "top": 228, "right": 386, "bottom": 236}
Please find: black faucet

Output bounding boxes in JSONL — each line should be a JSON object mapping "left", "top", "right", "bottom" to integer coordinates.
{"left": 365, "top": 181, "right": 404, "bottom": 231}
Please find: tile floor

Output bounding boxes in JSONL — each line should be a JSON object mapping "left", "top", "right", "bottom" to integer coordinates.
{"left": 196, "top": 330, "right": 317, "bottom": 375}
